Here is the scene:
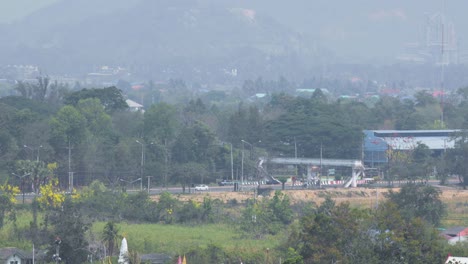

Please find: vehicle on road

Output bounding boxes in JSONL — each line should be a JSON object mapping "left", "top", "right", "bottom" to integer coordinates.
{"left": 266, "top": 179, "right": 281, "bottom": 185}
{"left": 218, "top": 180, "right": 234, "bottom": 186}
{"left": 195, "top": 184, "right": 209, "bottom": 191}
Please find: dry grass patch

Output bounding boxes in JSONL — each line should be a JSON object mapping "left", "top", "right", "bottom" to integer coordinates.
{"left": 150, "top": 187, "right": 468, "bottom": 218}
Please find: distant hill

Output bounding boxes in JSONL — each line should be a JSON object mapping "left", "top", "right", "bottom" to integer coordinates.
{"left": 0, "top": 0, "right": 58, "bottom": 23}
{"left": 1, "top": 0, "right": 467, "bottom": 83}
{"left": 0, "top": 0, "right": 321, "bottom": 82}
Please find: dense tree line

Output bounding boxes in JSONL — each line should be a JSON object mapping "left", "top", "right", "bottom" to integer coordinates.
{"left": 3, "top": 78, "right": 468, "bottom": 262}
{"left": 3, "top": 80, "right": 468, "bottom": 189}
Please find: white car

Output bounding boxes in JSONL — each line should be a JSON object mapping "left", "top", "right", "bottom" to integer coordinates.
{"left": 195, "top": 184, "right": 209, "bottom": 191}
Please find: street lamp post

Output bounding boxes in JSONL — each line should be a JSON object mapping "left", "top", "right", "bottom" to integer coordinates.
{"left": 230, "top": 143, "right": 234, "bottom": 182}
{"left": 241, "top": 142, "right": 244, "bottom": 185}
{"left": 120, "top": 178, "right": 142, "bottom": 191}
{"left": 12, "top": 172, "right": 31, "bottom": 204}
{"left": 146, "top": 176, "right": 152, "bottom": 194}
{"left": 320, "top": 143, "right": 323, "bottom": 181}
{"left": 24, "top": 145, "right": 43, "bottom": 162}
{"left": 241, "top": 140, "right": 254, "bottom": 185}
{"left": 135, "top": 140, "right": 145, "bottom": 191}
{"left": 66, "top": 141, "right": 74, "bottom": 193}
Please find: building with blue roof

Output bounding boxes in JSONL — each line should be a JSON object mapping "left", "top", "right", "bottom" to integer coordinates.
{"left": 363, "top": 129, "right": 460, "bottom": 167}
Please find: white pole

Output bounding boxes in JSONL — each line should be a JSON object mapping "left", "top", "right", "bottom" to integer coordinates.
{"left": 294, "top": 137, "right": 298, "bottom": 178}
{"left": 320, "top": 143, "right": 323, "bottom": 180}
{"left": 147, "top": 176, "right": 152, "bottom": 194}
{"left": 68, "top": 140, "right": 72, "bottom": 192}
{"left": 230, "top": 143, "right": 234, "bottom": 181}
{"left": 241, "top": 142, "right": 244, "bottom": 185}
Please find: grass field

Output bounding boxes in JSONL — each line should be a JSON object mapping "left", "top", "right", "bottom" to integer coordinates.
{"left": 91, "top": 222, "right": 281, "bottom": 256}
{"left": 4, "top": 185, "right": 468, "bottom": 256}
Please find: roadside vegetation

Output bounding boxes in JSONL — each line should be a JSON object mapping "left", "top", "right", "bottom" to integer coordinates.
{"left": 1, "top": 181, "right": 468, "bottom": 263}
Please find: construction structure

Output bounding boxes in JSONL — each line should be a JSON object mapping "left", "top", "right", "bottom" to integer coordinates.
{"left": 399, "top": 8, "right": 459, "bottom": 65}
{"left": 257, "top": 157, "right": 365, "bottom": 188}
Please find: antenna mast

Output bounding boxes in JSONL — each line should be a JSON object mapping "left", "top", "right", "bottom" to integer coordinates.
{"left": 440, "top": 0, "right": 446, "bottom": 126}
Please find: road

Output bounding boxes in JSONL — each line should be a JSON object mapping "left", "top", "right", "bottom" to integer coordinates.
{"left": 15, "top": 178, "right": 462, "bottom": 201}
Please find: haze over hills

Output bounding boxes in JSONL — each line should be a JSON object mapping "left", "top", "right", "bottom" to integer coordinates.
{"left": 0, "top": 0, "right": 58, "bottom": 23}
{"left": 0, "top": 0, "right": 322, "bottom": 81}
{"left": 1, "top": 0, "right": 468, "bottom": 84}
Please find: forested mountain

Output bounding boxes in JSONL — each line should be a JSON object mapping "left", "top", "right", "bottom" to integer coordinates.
{"left": 0, "top": 0, "right": 319, "bottom": 81}
{"left": 2, "top": 0, "right": 468, "bottom": 88}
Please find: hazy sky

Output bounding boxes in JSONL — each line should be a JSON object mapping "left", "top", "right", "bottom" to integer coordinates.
{"left": 0, "top": 0, "right": 58, "bottom": 23}
{"left": 1, "top": 0, "right": 467, "bottom": 63}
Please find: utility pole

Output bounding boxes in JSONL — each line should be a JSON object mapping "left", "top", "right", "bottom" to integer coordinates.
{"left": 440, "top": 0, "right": 446, "bottom": 126}
{"left": 230, "top": 143, "right": 234, "bottom": 182}
{"left": 241, "top": 140, "right": 254, "bottom": 185}
{"left": 136, "top": 140, "right": 144, "bottom": 190}
{"left": 146, "top": 176, "right": 152, "bottom": 194}
{"left": 294, "top": 137, "right": 298, "bottom": 178}
{"left": 164, "top": 139, "right": 168, "bottom": 189}
{"left": 67, "top": 141, "right": 73, "bottom": 192}
{"left": 241, "top": 142, "right": 244, "bottom": 186}
{"left": 320, "top": 143, "right": 323, "bottom": 180}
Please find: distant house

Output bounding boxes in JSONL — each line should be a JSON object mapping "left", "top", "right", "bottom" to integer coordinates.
{"left": 441, "top": 226, "right": 468, "bottom": 244}
{"left": 247, "top": 93, "right": 268, "bottom": 102}
{"left": 445, "top": 255, "right": 468, "bottom": 264}
{"left": 125, "top": 99, "right": 144, "bottom": 112}
{"left": 0, "top": 247, "right": 33, "bottom": 264}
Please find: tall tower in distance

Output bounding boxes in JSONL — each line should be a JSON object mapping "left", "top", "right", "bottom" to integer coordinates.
{"left": 424, "top": 11, "right": 458, "bottom": 66}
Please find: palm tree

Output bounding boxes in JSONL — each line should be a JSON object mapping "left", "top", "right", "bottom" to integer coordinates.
{"left": 102, "top": 222, "right": 119, "bottom": 257}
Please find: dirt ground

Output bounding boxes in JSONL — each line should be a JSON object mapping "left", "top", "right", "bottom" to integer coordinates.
{"left": 151, "top": 185, "right": 468, "bottom": 209}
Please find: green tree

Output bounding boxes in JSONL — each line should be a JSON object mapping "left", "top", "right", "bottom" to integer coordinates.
{"left": 373, "top": 96, "right": 418, "bottom": 129}
{"left": 143, "top": 103, "right": 179, "bottom": 143}
{"left": 14, "top": 76, "right": 50, "bottom": 102}
{"left": 157, "top": 192, "right": 179, "bottom": 224}
{"left": 171, "top": 162, "right": 208, "bottom": 191}
{"left": 373, "top": 201, "right": 445, "bottom": 263}
{"left": 143, "top": 103, "right": 179, "bottom": 186}
{"left": 0, "top": 129, "right": 17, "bottom": 167}
{"left": 49, "top": 105, "right": 87, "bottom": 186}
{"left": 291, "top": 197, "right": 365, "bottom": 264}
{"left": 102, "top": 222, "right": 120, "bottom": 257}
{"left": 445, "top": 132, "right": 468, "bottom": 188}
{"left": 264, "top": 98, "right": 362, "bottom": 159}
{"left": 385, "top": 184, "right": 446, "bottom": 226}
{"left": 228, "top": 104, "right": 249, "bottom": 146}
{"left": 227, "top": 105, "right": 264, "bottom": 147}
{"left": 0, "top": 182, "right": 19, "bottom": 229}
{"left": 47, "top": 197, "right": 89, "bottom": 264}
{"left": 311, "top": 88, "right": 327, "bottom": 103}
{"left": 409, "top": 143, "right": 432, "bottom": 182}
{"left": 240, "top": 191, "right": 293, "bottom": 237}
{"left": 64, "top": 86, "right": 128, "bottom": 113}
{"left": 172, "top": 121, "right": 216, "bottom": 164}
{"left": 414, "top": 90, "right": 438, "bottom": 107}
{"left": 76, "top": 98, "right": 113, "bottom": 137}
{"left": 14, "top": 159, "right": 49, "bottom": 194}
{"left": 49, "top": 105, "right": 87, "bottom": 147}
{"left": 268, "top": 191, "right": 293, "bottom": 225}
{"left": 282, "top": 248, "right": 303, "bottom": 264}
